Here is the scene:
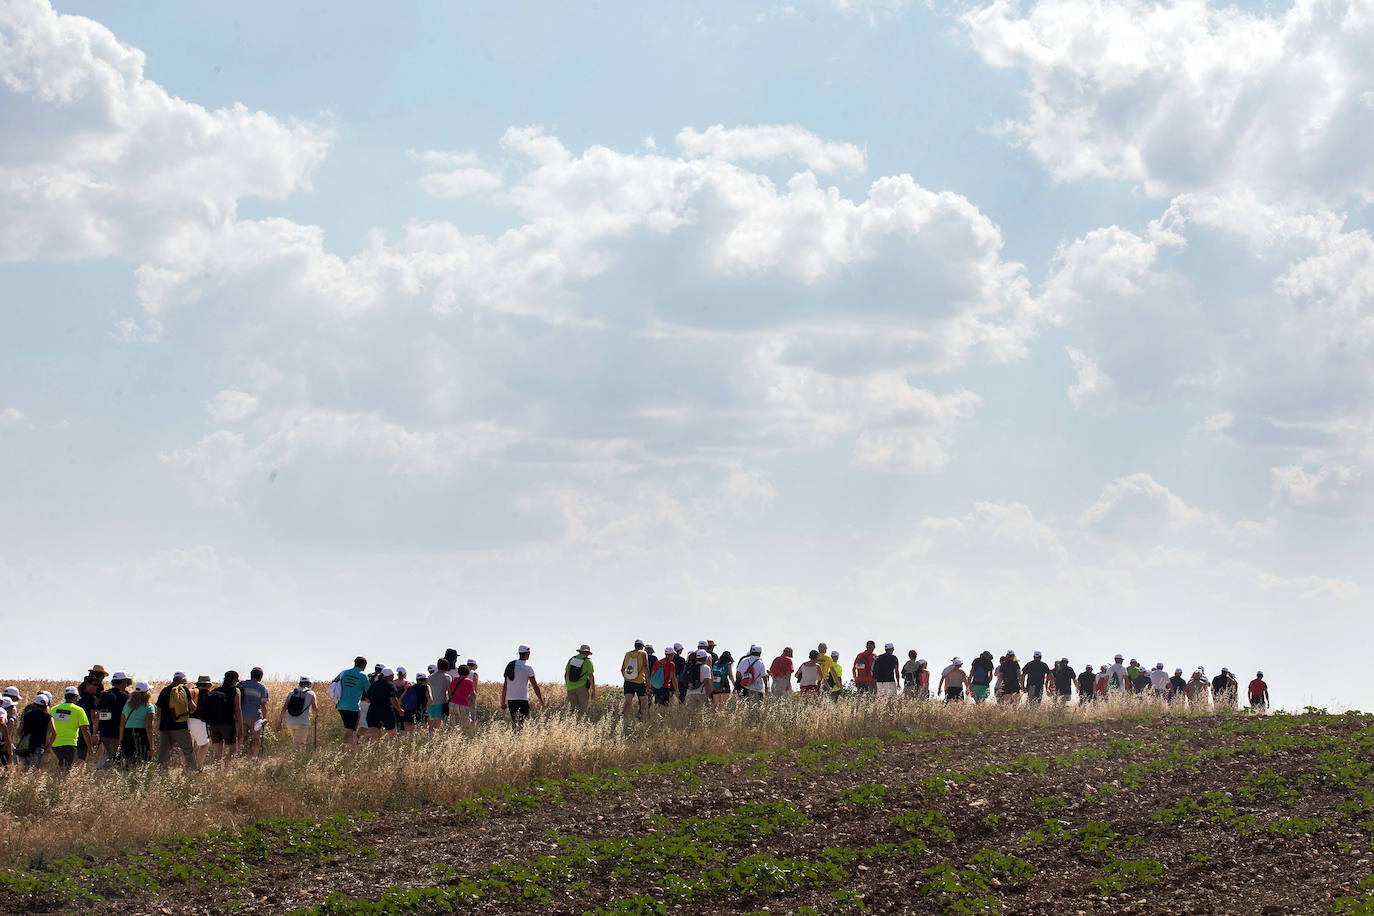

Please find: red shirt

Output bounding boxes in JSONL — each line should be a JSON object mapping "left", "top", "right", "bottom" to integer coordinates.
{"left": 450, "top": 677, "right": 475, "bottom": 707}
{"left": 1248, "top": 678, "right": 1266, "bottom": 699}
{"left": 853, "top": 649, "right": 877, "bottom": 683}
{"left": 768, "top": 655, "right": 794, "bottom": 679}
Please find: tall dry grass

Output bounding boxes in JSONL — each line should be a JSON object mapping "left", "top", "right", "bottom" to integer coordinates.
{"left": 0, "top": 676, "right": 1235, "bottom": 868}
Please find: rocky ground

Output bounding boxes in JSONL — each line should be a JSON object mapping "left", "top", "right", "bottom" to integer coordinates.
{"left": 6, "top": 708, "right": 1374, "bottom": 915}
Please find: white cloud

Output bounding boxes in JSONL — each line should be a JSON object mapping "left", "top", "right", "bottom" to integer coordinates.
{"left": 412, "top": 149, "right": 503, "bottom": 198}
{"left": 718, "top": 468, "right": 777, "bottom": 519}
{"left": 0, "top": 0, "right": 331, "bottom": 261}
{"left": 676, "top": 124, "right": 867, "bottom": 175}
{"left": 208, "top": 390, "right": 258, "bottom": 423}
{"left": 963, "top": 0, "right": 1374, "bottom": 203}
{"left": 0, "top": 407, "right": 23, "bottom": 424}
{"left": 1065, "top": 345, "right": 1116, "bottom": 413}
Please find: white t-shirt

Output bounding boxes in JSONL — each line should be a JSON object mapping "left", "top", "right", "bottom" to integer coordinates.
{"left": 1148, "top": 669, "right": 1170, "bottom": 690}
{"left": 283, "top": 688, "right": 316, "bottom": 726}
{"left": 505, "top": 660, "right": 536, "bottom": 702}
{"left": 696, "top": 662, "right": 713, "bottom": 694}
{"left": 797, "top": 662, "right": 821, "bottom": 687}
{"left": 736, "top": 656, "right": 766, "bottom": 693}
{"left": 1107, "top": 663, "right": 1129, "bottom": 688}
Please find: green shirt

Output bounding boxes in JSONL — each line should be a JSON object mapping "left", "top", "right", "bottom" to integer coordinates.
{"left": 565, "top": 654, "right": 594, "bottom": 690}
{"left": 123, "top": 703, "right": 154, "bottom": 730}
{"left": 50, "top": 702, "right": 90, "bottom": 747}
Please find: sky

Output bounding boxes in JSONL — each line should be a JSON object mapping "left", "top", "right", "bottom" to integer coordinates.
{"left": 1, "top": 0, "right": 1371, "bottom": 709}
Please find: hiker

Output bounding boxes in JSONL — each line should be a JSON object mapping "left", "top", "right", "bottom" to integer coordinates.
{"left": 914, "top": 660, "right": 931, "bottom": 700}
{"left": 154, "top": 672, "right": 199, "bottom": 771}
{"left": 0, "top": 697, "right": 14, "bottom": 770}
{"left": 450, "top": 666, "right": 477, "bottom": 732}
{"left": 1185, "top": 669, "right": 1210, "bottom": 706}
{"left": 1051, "top": 658, "right": 1075, "bottom": 703}
{"left": 735, "top": 646, "right": 768, "bottom": 702}
{"left": 50, "top": 686, "right": 91, "bottom": 775}
{"left": 853, "top": 641, "right": 878, "bottom": 695}
{"left": 427, "top": 661, "right": 451, "bottom": 732}
{"left": 673, "top": 643, "right": 689, "bottom": 703}
{"left": 119, "top": 682, "right": 155, "bottom": 766}
{"left": 1212, "top": 668, "right": 1238, "bottom": 708}
{"left": 873, "top": 643, "right": 900, "bottom": 697}
{"left": 239, "top": 667, "right": 270, "bottom": 758}
{"left": 205, "top": 671, "right": 244, "bottom": 764}
{"left": 829, "top": 650, "right": 845, "bottom": 699}
{"left": 1248, "top": 671, "right": 1269, "bottom": 711}
{"left": 902, "top": 651, "right": 921, "bottom": 698}
{"left": 331, "top": 657, "right": 370, "bottom": 748}
{"left": 1094, "top": 665, "right": 1109, "bottom": 699}
{"left": 1131, "top": 667, "right": 1151, "bottom": 696}
{"left": 969, "top": 652, "right": 995, "bottom": 704}
{"left": 797, "top": 650, "right": 823, "bottom": 697}
{"left": 276, "top": 676, "right": 317, "bottom": 749}
{"left": 16, "top": 694, "right": 54, "bottom": 769}
{"left": 392, "top": 667, "right": 411, "bottom": 731}
{"left": 399, "top": 672, "right": 427, "bottom": 729}
{"left": 1107, "top": 655, "right": 1130, "bottom": 694}
{"left": 650, "top": 647, "right": 678, "bottom": 707}
{"left": 1072, "top": 664, "right": 1093, "bottom": 704}
{"left": 74, "top": 678, "right": 100, "bottom": 774}
{"left": 685, "top": 649, "right": 714, "bottom": 710}
{"left": 500, "top": 645, "right": 544, "bottom": 731}
{"left": 94, "top": 672, "right": 130, "bottom": 770}
{"left": 997, "top": 651, "right": 1023, "bottom": 705}
{"left": 712, "top": 650, "right": 735, "bottom": 704}
{"left": 566, "top": 644, "right": 596, "bottom": 717}
{"left": 938, "top": 658, "right": 969, "bottom": 704}
{"left": 461, "top": 658, "right": 480, "bottom": 725}
{"left": 187, "top": 675, "right": 215, "bottom": 766}
{"left": 364, "top": 668, "right": 403, "bottom": 738}
{"left": 621, "top": 640, "right": 649, "bottom": 721}
{"left": 1149, "top": 663, "right": 1170, "bottom": 698}
{"left": 769, "top": 648, "right": 795, "bottom": 697}
{"left": 1022, "top": 652, "right": 1051, "bottom": 705}
{"left": 644, "top": 645, "right": 658, "bottom": 692}
{"left": 816, "top": 643, "right": 837, "bottom": 694}
{"left": 1168, "top": 668, "right": 1187, "bottom": 702}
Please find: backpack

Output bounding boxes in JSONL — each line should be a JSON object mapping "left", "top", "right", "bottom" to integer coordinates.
{"left": 712, "top": 661, "right": 731, "bottom": 690}
{"left": 399, "top": 685, "right": 420, "bottom": 714}
{"left": 166, "top": 684, "right": 193, "bottom": 724}
{"left": 649, "top": 659, "right": 669, "bottom": 690}
{"left": 622, "top": 653, "right": 640, "bottom": 680}
{"left": 738, "top": 657, "right": 762, "bottom": 689}
{"left": 566, "top": 656, "right": 587, "bottom": 684}
{"left": 199, "top": 687, "right": 234, "bottom": 724}
{"left": 683, "top": 660, "right": 702, "bottom": 691}
{"left": 286, "top": 688, "right": 310, "bottom": 718}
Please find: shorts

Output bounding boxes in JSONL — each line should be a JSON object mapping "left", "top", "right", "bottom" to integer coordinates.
{"left": 428, "top": 703, "right": 445, "bottom": 719}
{"left": 800, "top": 684, "right": 819, "bottom": 695}
{"left": 54, "top": 745, "right": 78, "bottom": 769}
{"left": 366, "top": 706, "right": 396, "bottom": 730}
{"left": 623, "top": 682, "right": 646, "bottom": 697}
{"left": 945, "top": 688, "right": 965, "bottom": 702}
{"left": 876, "top": 681, "right": 899, "bottom": 697}
{"left": 188, "top": 718, "right": 211, "bottom": 747}
{"left": 338, "top": 709, "right": 360, "bottom": 731}
{"left": 653, "top": 687, "right": 675, "bottom": 706}
{"left": 737, "top": 688, "right": 764, "bottom": 701}
{"left": 209, "top": 722, "right": 237, "bottom": 745}
{"left": 19, "top": 748, "right": 45, "bottom": 768}
{"left": 441, "top": 703, "right": 451, "bottom": 718}
{"left": 972, "top": 684, "right": 990, "bottom": 700}
{"left": 855, "top": 681, "right": 876, "bottom": 694}
{"left": 770, "top": 679, "right": 790, "bottom": 696}
{"left": 76, "top": 740, "right": 89, "bottom": 760}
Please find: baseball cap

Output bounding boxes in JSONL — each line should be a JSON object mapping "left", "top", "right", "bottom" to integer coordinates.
{"left": 374, "top": 663, "right": 384, "bottom": 672}
{"left": 417, "top": 672, "right": 428, "bottom": 680}
{"left": 665, "top": 646, "right": 675, "bottom": 655}
{"left": 0, "top": 697, "right": 13, "bottom": 709}
{"left": 4, "top": 686, "right": 20, "bottom": 698}
{"left": 134, "top": 680, "right": 151, "bottom": 692}
{"left": 884, "top": 642, "right": 894, "bottom": 650}
{"left": 953, "top": 658, "right": 964, "bottom": 666}
{"left": 673, "top": 642, "right": 683, "bottom": 651}
{"left": 830, "top": 650, "right": 839, "bottom": 658}
{"left": 466, "top": 659, "right": 478, "bottom": 667}
{"left": 396, "top": 666, "right": 407, "bottom": 676}
{"left": 644, "top": 644, "right": 654, "bottom": 652}
{"left": 381, "top": 667, "right": 395, "bottom": 678}
{"left": 173, "top": 671, "right": 187, "bottom": 681}
{"left": 427, "top": 664, "right": 438, "bottom": 674}
{"left": 1257, "top": 670, "right": 1264, "bottom": 677}
{"left": 64, "top": 686, "right": 79, "bottom": 697}
{"left": 634, "top": 639, "right": 644, "bottom": 646}
{"left": 1033, "top": 651, "right": 1042, "bottom": 658}
{"left": 1114, "top": 654, "right": 1123, "bottom": 660}
{"left": 518, "top": 645, "right": 531, "bottom": 653}
{"left": 1175, "top": 668, "right": 1183, "bottom": 674}
{"left": 696, "top": 649, "right": 708, "bottom": 659}
{"left": 698, "top": 640, "right": 709, "bottom": 648}
{"left": 1221, "top": 667, "right": 1229, "bottom": 673}
{"left": 750, "top": 644, "right": 761, "bottom": 654}
{"left": 34, "top": 695, "right": 49, "bottom": 707}
{"left": 111, "top": 670, "right": 129, "bottom": 682}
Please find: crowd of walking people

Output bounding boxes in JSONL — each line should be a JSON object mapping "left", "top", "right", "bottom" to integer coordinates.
{"left": 0, "top": 641, "right": 1271, "bottom": 775}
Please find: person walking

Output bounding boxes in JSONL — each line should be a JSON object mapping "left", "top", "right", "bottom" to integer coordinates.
{"left": 1148, "top": 663, "right": 1170, "bottom": 699}
{"left": 501, "top": 646, "right": 544, "bottom": 731}
{"left": 16, "top": 694, "right": 55, "bottom": 769}
{"left": 649, "top": 647, "right": 678, "bottom": 708}
{"left": 239, "top": 667, "right": 270, "bottom": 759}
{"left": 828, "top": 650, "right": 844, "bottom": 700}
{"left": 155, "top": 672, "right": 199, "bottom": 771}
{"left": 565, "top": 644, "right": 596, "bottom": 717}
{"left": 330, "top": 657, "right": 370, "bottom": 748}
{"left": 204, "top": 672, "right": 244, "bottom": 764}
{"left": 119, "top": 682, "right": 156, "bottom": 766}
{"left": 1213, "top": 668, "right": 1239, "bottom": 708}
{"left": 816, "top": 644, "right": 838, "bottom": 696}
{"left": 853, "top": 641, "right": 878, "bottom": 695}
{"left": 796, "top": 650, "right": 823, "bottom": 697}
{"left": 1168, "top": 668, "right": 1187, "bottom": 702}
{"left": 736, "top": 646, "right": 768, "bottom": 702}
{"left": 1051, "top": 658, "right": 1075, "bottom": 703}
{"left": 364, "top": 668, "right": 403, "bottom": 739}
{"left": 73, "top": 678, "right": 100, "bottom": 774}
{"left": 685, "top": 649, "right": 714, "bottom": 711}
{"left": 997, "top": 651, "right": 1024, "bottom": 705}
{"left": 711, "top": 650, "right": 735, "bottom": 705}
{"left": 450, "top": 666, "right": 477, "bottom": 733}
{"left": 50, "top": 686, "right": 91, "bottom": 775}
{"left": 1077, "top": 664, "right": 1097, "bottom": 704}
{"left": 938, "top": 658, "right": 969, "bottom": 704}
{"left": 275, "top": 676, "right": 317, "bottom": 750}
{"left": 1248, "top": 671, "right": 1270, "bottom": 711}
{"left": 969, "top": 652, "right": 995, "bottom": 704}
{"left": 1107, "top": 655, "right": 1130, "bottom": 695}
{"left": 187, "top": 675, "right": 215, "bottom": 767}
{"left": 1185, "top": 669, "right": 1210, "bottom": 707}
{"left": 94, "top": 672, "right": 131, "bottom": 770}
{"left": 621, "top": 640, "right": 649, "bottom": 721}
{"left": 768, "top": 648, "right": 795, "bottom": 698}
{"left": 873, "top": 643, "right": 900, "bottom": 697}
{"left": 1022, "top": 652, "right": 1051, "bottom": 705}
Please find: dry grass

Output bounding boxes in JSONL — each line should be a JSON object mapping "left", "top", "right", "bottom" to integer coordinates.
{"left": 0, "top": 676, "right": 1235, "bottom": 867}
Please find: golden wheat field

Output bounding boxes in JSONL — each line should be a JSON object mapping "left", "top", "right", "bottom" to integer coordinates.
{"left": 0, "top": 675, "right": 1241, "bottom": 868}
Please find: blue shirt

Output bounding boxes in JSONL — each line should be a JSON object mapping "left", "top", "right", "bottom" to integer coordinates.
{"left": 334, "top": 667, "right": 370, "bottom": 712}
{"left": 240, "top": 679, "right": 269, "bottom": 720}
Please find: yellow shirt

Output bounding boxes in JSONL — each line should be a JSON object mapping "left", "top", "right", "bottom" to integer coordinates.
{"left": 830, "top": 661, "right": 844, "bottom": 691}
{"left": 621, "top": 650, "right": 648, "bottom": 685}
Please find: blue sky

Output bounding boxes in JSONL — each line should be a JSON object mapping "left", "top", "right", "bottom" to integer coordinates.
{"left": 2, "top": 0, "right": 1371, "bottom": 708}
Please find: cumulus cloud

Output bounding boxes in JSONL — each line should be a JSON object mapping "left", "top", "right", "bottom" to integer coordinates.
{"left": 963, "top": 0, "right": 1374, "bottom": 203}
{"left": 412, "top": 149, "right": 503, "bottom": 198}
{"left": 676, "top": 124, "right": 867, "bottom": 175}
{"left": 0, "top": 407, "right": 23, "bottom": 424}
{"left": 0, "top": 0, "right": 331, "bottom": 261}
{"left": 208, "top": 390, "right": 258, "bottom": 423}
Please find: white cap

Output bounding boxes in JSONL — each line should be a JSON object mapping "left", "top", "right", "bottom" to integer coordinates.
{"left": 1221, "top": 667, "right": 1229, "bottom": 673}
{"left": 34, "top": 695, "right": 49, "bottom": 707}
{"left": 1033, "top": 650, "right": 1042, "bottom": 657}
{"left": 954, "top": 658, "right": 964, "bottom": 666}
{"left": 673, "top": 642, "right": 683, "bottom": 651}
{"left": 916, "top": 658, "right": 926, "bottom": 665}
{"left": 696, "top": 649, "right": 708, "bottom": 659}
{"left": 1156, "top": 662, "right": 1164, "bottom": 668}
{"left": 64, "top": 685, "right": 79, "bottom": 696}
{"left": 173, "top": 671, "right": 187, "bottom": 680}
{"left": 884, "top": 642, "right": 894, "bottom": 650}
{"left": 750, "top": 644, "right": 761, "bottom": 654}
{"left": 134, "top": 680, "right": 151, "bottom": 692}
{"left": 1257, "top": 670, "right": 1264, "bottom": 677}
{"left": 381, "top": 667, "right": 395, "bottom": 678}
{"left": 830, "top": 650, "right": 839, "bottom": 658}
{"left": 635, "top": 639, "right": 644, "bottom": 646}
{"left": 39, "top": 691, "right": 52, "bottom": 701}
{"left": 0, "top": 697, "right": 13, "bottom": 708}
{"left": 427, "top": 664, "right": 438, "bottom": 674}
{"left": 466, "top": 658, "right": 477, "bottom": 666}
{"left": 298, "top": 675, "right": 311, "bottom": 684}
{"left": 397, "top": 666, "right": 407, "bottom": 676}
{"left": 1175, "top": 667, "right": 1184, "bottom": 674}
{"left": 1114, "top": 654, "right": 1123, "bottom": 660}
{"left": 645, "top": 645, "right": 654, "bottom": 651}
{"left": 665, "top": 647, "right": 675, "bottom": 655}
{"left": 3, "top": 686, "right": 19, "bottom": 698}
{"left": 112, "top": 671, "right": 129, "bottom": 681}
{"left": 518, "top": 645, "right": 531, "bottom": 653}
{"left": 698, "top": 640, "right": 708, "bottom": 648}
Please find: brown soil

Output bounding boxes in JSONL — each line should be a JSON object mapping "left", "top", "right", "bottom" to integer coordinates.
{"left": 31, "top": 712, "right": 1374, "bottom": 915}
